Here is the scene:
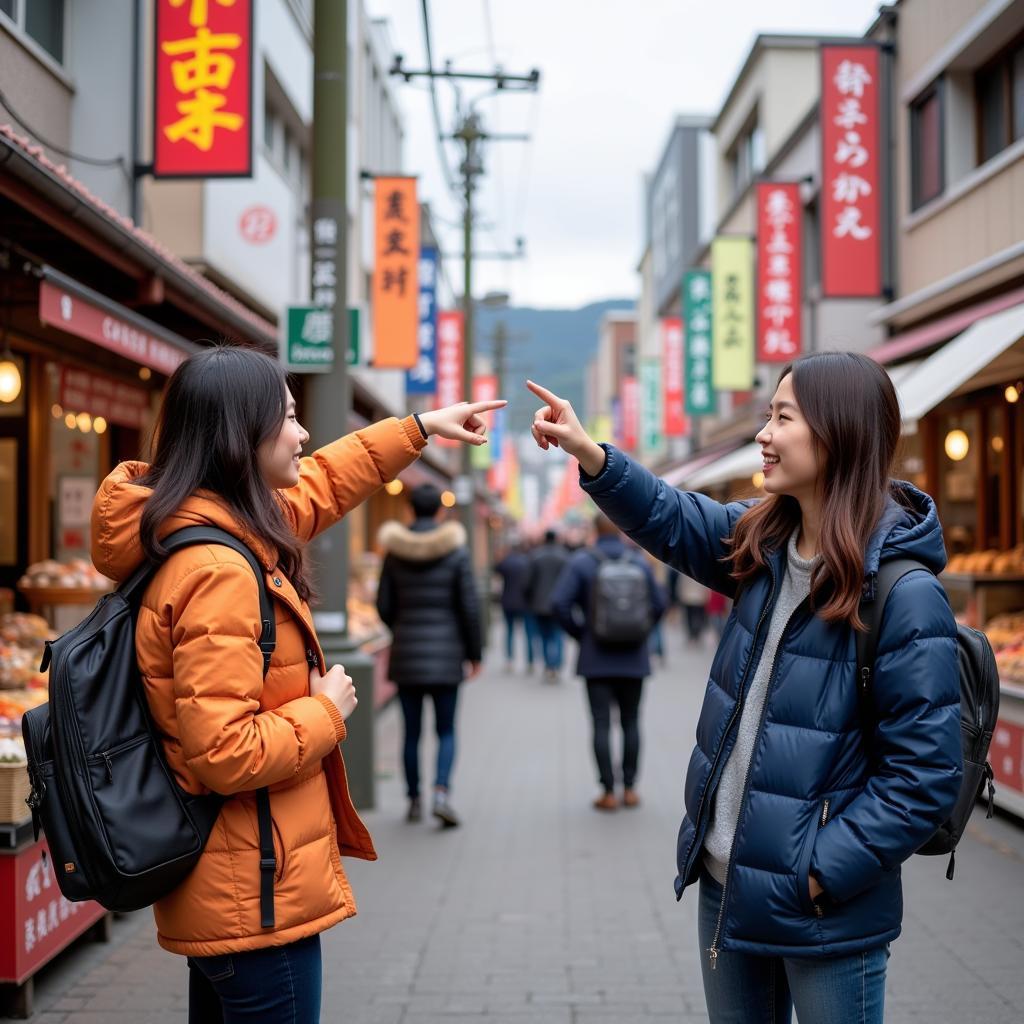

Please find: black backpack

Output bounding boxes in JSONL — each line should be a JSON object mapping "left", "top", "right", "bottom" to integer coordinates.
{"left": 589, "top": 548, "right": 654, "bottom": 647}
{"left": 22, "top": 527, "right": 280, "bottom": 925}
{"left": 856, "top": 557, "right": 999, "bottom": 880}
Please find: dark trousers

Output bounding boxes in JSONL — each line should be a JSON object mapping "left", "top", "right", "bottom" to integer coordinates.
{"left": 397, "top": 685, "right": 459, "bottom": 798}
{"left": 585, "top": 677, "right": 644, "bottom": 792}
{"left": 188, "top": 935, "right": 321, "bottom": 1023}
{"left": 684, "top": 604, "right": 707, "bottom": 642}
{"left": 534, "top": 614, "right": 564, "bottom": 669}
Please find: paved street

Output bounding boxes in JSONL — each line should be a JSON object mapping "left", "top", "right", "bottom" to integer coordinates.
{"left": 15, "top": 617, "right": 1024, "bottom": 1023}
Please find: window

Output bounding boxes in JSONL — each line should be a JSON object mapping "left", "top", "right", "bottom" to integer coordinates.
{"left": 0, "top": 0, "right": 64, "bottom": 63}
{"left": 263, "top": 108, "right": 277, "bottom": 153}
{"left": 974, "top": 36, "right": 1024, "bottom": 165}
{"left": 727, "top": 120, "right": 764, "bottom": 198}
{"left": 911, "top": 83, "right": 944, "bottom": 209}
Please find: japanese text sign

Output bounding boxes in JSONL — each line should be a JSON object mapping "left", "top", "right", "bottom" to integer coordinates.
{"left": 640, "top": 358, "right": 663, "bottom": 454}
{"left": 471, "top": 375, "right": 498, "bottom": 469}
{"left": 154, "top": 0, "right": 253, "bottom": 178}
{"left": 684, "top": 271, "right": 715, "bottom": 416}
{"left": 821, "top": 45, "right": 882, "bottom": 297}
{"left": 372, "top": 177, "right": 419, "bottom": 368}
{"left": 661, "top": 317, "right": 688, "bottom": 437}
{"left": 435, "top": 311, "right": 463, "bottom": 448}
{"left": 406, "top": 247, "right": 439, "bottom": 394}
{"left": 756, "top": 183, "right": 803, "bottom": 362}
{"left": 283, "top": 306, "right": 360, "bottom": 372}
{"left": 620, "top": 376, "right": 639, "bottom": 452}
{"left": 711, "top": 237, "right": 755, "bottom": 391}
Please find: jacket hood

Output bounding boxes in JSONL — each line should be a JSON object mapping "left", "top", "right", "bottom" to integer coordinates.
{"left": 91, "top": 461, "right": 278, "bottom": 582}
{"left": 377, "top": 519, "right": 466, "bottom": 562}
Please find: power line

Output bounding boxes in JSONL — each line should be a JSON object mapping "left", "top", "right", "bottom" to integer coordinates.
{"left": 419, "top": 0, "right": 459, "bottom": 198}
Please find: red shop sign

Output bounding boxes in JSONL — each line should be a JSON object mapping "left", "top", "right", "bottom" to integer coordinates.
{"left": 991, "top": 718, "right": 1024, "bottom": 797}
{"left": 434, "top": 311, "right": 463, "bottom": 449}
{"left": 756, "top": 182, "right": 803, "bottom": 362}
{"left": 154, "top": 0, "right": 253, "bottom": 178}
{"left": 661, "top": 317, "right": 688, "bottom": 438}
{"left": 820, "top": 45, "right": 882, "bottom": 298}
{"left": 621, "top": 375, "right": 639, "bottom": 452}
{"left": 60, "top": 368, "right": 149, "bottom": 430}
{"left": 39, "top": 282, "right": 187, "bottom": 376}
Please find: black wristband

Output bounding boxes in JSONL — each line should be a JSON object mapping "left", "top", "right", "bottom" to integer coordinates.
{"left": 412, "top": 412, "right": 428, "bottom": 440}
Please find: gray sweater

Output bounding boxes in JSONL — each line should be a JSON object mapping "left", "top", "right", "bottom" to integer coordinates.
{"left": 704, "top": 530, "right": 817, "bottom": 884}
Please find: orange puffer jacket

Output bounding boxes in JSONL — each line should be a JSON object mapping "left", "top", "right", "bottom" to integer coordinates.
{"left": 90, "top": 416, "right": 427, "bottom": 957}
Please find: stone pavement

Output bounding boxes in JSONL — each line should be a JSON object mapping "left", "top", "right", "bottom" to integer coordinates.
{"left": 15, "top": 616, "right": 1024, "bottom": 1022}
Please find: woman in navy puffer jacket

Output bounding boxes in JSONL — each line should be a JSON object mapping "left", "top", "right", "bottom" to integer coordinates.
{"left": 527, "top": 352, "right": 962, "bottom": 1024}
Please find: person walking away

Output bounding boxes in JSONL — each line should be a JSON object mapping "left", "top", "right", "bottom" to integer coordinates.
{"left": 526, "top": 356, "right": 961, "bottom": 1024}
{"left": 89, "top": 345, "right": 502, "bottom": 1023}
{"left": 705, "top": 587, "right": 729, "bottom": 640}
{"left": 494, "top": 540, "right": 534, "bottom": 671}
{"left": 550, "top": 515, "right": 666, "bottom": 811}
{"left": 524, "top": 529, "right": 569, "bottom": 681}
{"left": 680, "top": 572, "right": 711, "bottom": 647}
{"left": 377, "top": 484, "right": 481, "bottom": 828}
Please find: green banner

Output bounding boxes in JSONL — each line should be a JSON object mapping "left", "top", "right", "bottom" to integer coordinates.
{"left": 284, "top": 306, "right": 360, "bottom": 372}
{"left": 711, "top": 237, "right": 755, "bottom": 391}
{"left": 683, "top": 270, "right": 715, "bottom": 415}
{"left": 640, "top": 358, "right": 663, "bottom": 454}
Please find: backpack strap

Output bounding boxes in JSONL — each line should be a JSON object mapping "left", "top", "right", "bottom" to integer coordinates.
{"left": 120, "top": 525, "right": 279, "bottom": 928}
{"left": 855, "top": 557, "right": 930, "bottom": 731}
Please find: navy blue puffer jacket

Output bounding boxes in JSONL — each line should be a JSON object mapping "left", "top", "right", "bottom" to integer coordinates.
{"left": 581, "top": 445, "right": 962, "bottom": 959}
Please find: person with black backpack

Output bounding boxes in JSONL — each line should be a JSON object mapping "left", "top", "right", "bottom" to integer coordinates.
{"left": 550, "top": 514, "right": 666, "bottom": 811}
{"left": 24, "top": 346, "right": 503, "bottom": 1024}
{"left": 527, "top": 354, "right": 978, "bottom": 1024}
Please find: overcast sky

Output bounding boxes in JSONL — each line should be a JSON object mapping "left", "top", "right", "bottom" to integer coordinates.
{"left": 365, "top": 0, "right": 883, "bottom": 309}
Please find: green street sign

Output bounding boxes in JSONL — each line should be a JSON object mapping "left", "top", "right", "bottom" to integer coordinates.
{"left": 284, "top": 306, "right": 360, "bottom": 372}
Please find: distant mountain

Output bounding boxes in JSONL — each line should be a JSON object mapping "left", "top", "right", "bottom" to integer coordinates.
{"left": 474, "top": 298, "right": 635, "bottom": 433}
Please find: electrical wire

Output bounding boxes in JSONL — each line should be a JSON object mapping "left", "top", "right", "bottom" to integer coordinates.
{"left": 420, "top": 0, "right": 459, "bottom": 198}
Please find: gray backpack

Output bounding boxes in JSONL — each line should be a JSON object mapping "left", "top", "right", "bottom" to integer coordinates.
{"left": 589, "top": 549, "right": 653, "bottom": 647}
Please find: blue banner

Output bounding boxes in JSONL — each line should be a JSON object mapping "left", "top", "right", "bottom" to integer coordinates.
{"left": 405, "top": 246, "right": 438, "bottom": 394}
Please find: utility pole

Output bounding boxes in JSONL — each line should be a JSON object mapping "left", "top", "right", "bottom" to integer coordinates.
{"left": 304, "top": 0, "right": 375, "bottom": 809}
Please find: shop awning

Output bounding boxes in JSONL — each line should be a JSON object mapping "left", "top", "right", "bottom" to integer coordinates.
{"left": 661, "top": 440, "right": 748, "bottom": 488}
{"left": 897, "top": 302, "right": 1024, "bottom": 432}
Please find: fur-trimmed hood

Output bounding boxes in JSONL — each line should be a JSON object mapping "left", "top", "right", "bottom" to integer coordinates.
{"left": 377, "top": 519, "right": 467, "bottom": 561}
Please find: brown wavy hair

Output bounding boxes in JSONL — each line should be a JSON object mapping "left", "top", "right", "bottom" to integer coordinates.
{"left": 727, "top": 351, "right": 901, "bottom": 631}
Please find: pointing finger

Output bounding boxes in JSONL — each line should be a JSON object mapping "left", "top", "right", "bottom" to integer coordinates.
{"left": 526, "top": 380, "right": 565, "bottom": 407}
{"left": 464, "top": 399, "right": 508, "bottom": 415}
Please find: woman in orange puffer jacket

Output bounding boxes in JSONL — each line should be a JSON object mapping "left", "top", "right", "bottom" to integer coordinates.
{"left": 90, "top": 346, "right": 503, "bottom": 1023}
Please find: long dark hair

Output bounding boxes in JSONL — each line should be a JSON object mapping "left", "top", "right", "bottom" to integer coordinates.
{"left": 727, "top": 351, "right": 901, "bottom": 630}
{"left": 138, "top": 346, "right": 313, "bottom": 601}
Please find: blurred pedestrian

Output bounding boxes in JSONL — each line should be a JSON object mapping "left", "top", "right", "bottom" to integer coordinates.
{"left": 524, "top": 528, "right": 570, "bottom": 681}
{"left": 680, "top": 572, "right": 711, "bottom": 647}
{"left": 550, "top": 514, "right": 666, "bottom": 810}
{"left": 527, "top": 358, "right": 961, "bottom": 1023}
{"left": 89, "top": 345, "right": 500, "bottom": 1023}
{"left": 377, "top": 484, "right": 482, "bottom": 829}
{"left": 706, "top": 587, "right": 729, "bottom": 640}
{"left": 494, "top": 540, "right": 535, "bottom": 671}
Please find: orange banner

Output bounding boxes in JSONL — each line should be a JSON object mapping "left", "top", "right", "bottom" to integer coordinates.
{"left": 372, "top": 177, "right": 419, "bottom": 368}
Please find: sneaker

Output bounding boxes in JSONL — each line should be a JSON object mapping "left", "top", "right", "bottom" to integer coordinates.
{"left": 406, "top": 797, "right": 421, "bottom": 823}
{"left": 593, "top": 792, "right": 618, "bottom": 812}
{"left": 622, "top": 789, "right": 641, "bottom": 808}
{"left": 432, "top": 791, "right": 461, "bottom": 828}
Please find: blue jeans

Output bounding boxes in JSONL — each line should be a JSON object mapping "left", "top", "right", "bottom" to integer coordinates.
{"left": 187, "top": 934, "right": 321, "bottom": 1023}
{"left": 503, "top": 609, "right": 534, "bottom": 665}
{"left": 534, "top": 614, "right": 564, "bottom": 669}
{"left": 397, "top": 685, "right": 459, "bottom": 797}
{"left": 697, "top": 870, "right": 888, "bottom": 1023}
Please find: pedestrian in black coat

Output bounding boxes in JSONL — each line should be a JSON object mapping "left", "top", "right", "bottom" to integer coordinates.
{"left": 523, "top": 529, "right": 570, "bottom": 680}
{"left": 377, "top": 484, "right": 481, "bottom": 827}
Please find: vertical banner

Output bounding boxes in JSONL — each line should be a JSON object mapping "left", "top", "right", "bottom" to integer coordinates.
{"left": 684, "top": 271, "right": 715, "bottom": 415}
{"left": 621, "top": 376, "right": 639, "bottom": 452}
{"left": 435, "top": 311, "right": 463, "bottom": 448}
{"left": 154, "top": 0, "right": 253, "bottom": 177}
{"left": 756, "top": 183, "right": 803, "bottom": 362}
{"left": 470, "top": 374, "right": 498, "bottom": 469}
{"left": 406, "top": 246, "right": 438, "bottom": 394}
{"left": 640, "top": 358, "right": 663, "bottom": 454}
{"left": 821, "top": 45, "right": 881, "bottom": 297}
{"left": 487, "top": 409, "right": 507, "bottom": 492}
{"left": 661, "top": 317, "right": 688, "bottom": 437}
{"left": 711, "top": 237, "right": 755, "bottom": 391}
{"left": 372, "top": 177, "right": 419, "bottom": 368}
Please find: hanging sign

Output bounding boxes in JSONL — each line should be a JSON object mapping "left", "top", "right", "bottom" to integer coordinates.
{"left": 434, "top": 311, "right": 463, "bottom": 448}
{"left": 756, "top": 182, "right": 803, "bottom": 362}
{"left": 640, "top": 358, "right": 663, "bottom": 454}
{"left": 683, "top": 270, "right": 715, "bottom": 416}
{"left": 154, "top": 0, "right": 253, "bottom": 178}
{"left": 711, "top": 237, "right": 755, "bottom": 391}
{"left": 283, "top": 306, "right": 360, "bottom": 372}
{"left": 661, "top": 317, "right": 687, "bottom": 437}
{"left": 372, "top": 177, "right": 419, "bottom": 368}
{"left": 470, "top": 374, "right": 498, "bottom": 469}
{"left": 620, "top": 376, "right": 639, "bottom": 452}
{"left": 406, "top": 246, "right": 439, "bottom": 395}
{"left": 821, "top": 45, "right": 882, "bottom": 297}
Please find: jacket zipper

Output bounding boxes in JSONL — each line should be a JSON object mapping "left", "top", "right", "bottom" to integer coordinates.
{"left": 86, "top": 735, "right": 150, "bottom": 784}
{"left": 708, "top": 594, "right": 808, "bottom": 969}
{"left": 812, "top": 798, "right": 831, "bottom": 919}
{"left": 683, "top": 566, "right": 780, "bottom": 891}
